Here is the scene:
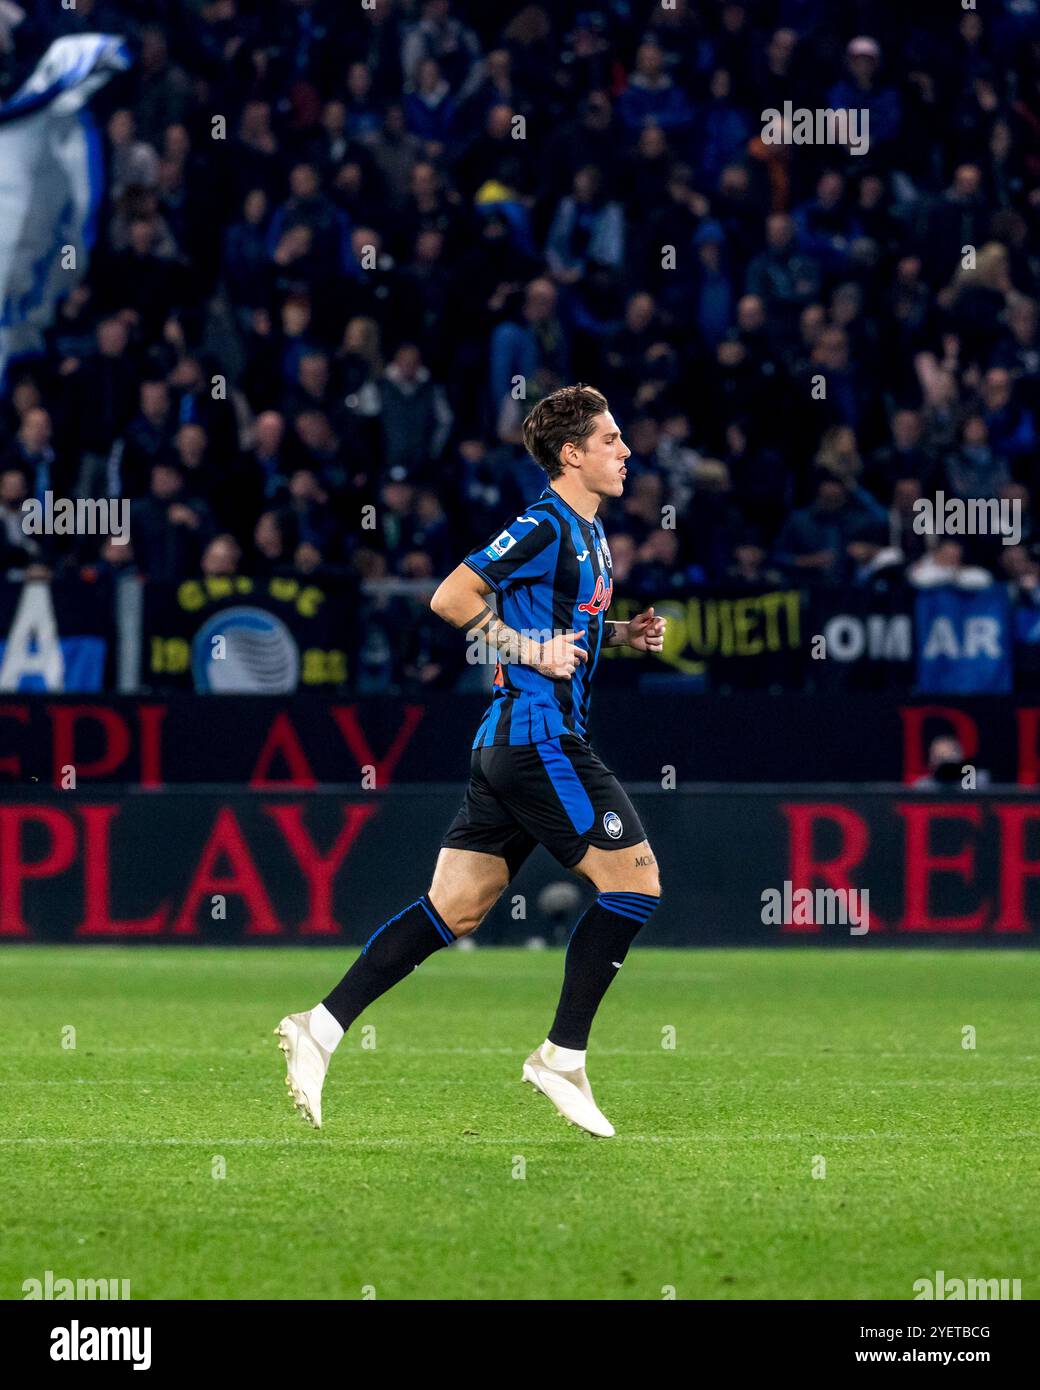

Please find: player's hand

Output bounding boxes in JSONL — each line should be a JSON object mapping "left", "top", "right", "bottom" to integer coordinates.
{"left": 535, "top": 629, "right": 589, "bottom": 680}
{"left": 627, "top": 607, "right": 666, "bottom": 654}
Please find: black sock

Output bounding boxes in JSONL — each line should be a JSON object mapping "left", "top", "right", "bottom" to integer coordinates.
{"left": 323, "top": 894, "right": 455, "bottom": 1031}
{"left": 548, "top": 892, "right": 660, "bottom": 1050}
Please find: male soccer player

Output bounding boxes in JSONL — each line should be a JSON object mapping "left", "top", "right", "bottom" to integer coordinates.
{"left": 276, "top": 384, "right": 665, "bottom": 1136}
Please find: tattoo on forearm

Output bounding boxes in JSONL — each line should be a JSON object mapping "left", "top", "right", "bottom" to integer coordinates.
{"left": 450, "top": 599, "right": 549, "bottom": 668}
{"left": 605, "top": 621, "right": 628, "bottom": 647}
{"left": 486, "top": 615, "right": 541, "bottom": 665}
{"left": 458, "top": 603, "right": 494, "bottom": 633}
{"left": 634, "top": 853, "right": 655, "bottom": 866}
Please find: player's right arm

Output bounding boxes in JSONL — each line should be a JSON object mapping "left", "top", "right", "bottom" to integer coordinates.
{"left": 430, "top": 562, "right": 587, "bottom": 681}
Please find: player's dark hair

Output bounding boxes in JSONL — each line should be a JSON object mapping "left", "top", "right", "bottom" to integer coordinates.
{"left": 522, "top": 384, "right": 609, "bottom": 479}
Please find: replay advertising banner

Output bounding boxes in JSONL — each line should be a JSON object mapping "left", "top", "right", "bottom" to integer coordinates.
{"left": 2, "top": 694, "right": 1040, "bottom": 785}
{"left": 2, "top": 788, "right": 1038, "bottom": 945}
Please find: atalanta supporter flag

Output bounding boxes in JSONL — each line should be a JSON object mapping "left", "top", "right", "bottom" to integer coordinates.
{"left": 915, "top": 586, "right": 1012, "bottom": 695}
{"left": 0, "top": 26, "right": 130, "bottom": 383}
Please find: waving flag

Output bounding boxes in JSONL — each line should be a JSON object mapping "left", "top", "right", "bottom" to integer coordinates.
{"left": 0, "top": 31, "right": 130, "bottom": 382}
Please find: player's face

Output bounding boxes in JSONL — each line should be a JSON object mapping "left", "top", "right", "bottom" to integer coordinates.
{"left": 579, "top": 412, "right": 631, "bottom": 497}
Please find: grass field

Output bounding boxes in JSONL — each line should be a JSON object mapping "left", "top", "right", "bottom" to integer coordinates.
{"left": 1, "top": 946, "right": 1037, "bottom": 1301}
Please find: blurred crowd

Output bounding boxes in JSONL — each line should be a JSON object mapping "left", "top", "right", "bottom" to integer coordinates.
{"left": 2, "top": 0, "right": 1040, "bottom": 690}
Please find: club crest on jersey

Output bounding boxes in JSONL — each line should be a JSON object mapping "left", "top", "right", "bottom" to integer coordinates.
{"left": 603, "top": 811, "right": 623, "bottom": 839}
{"left": 484, "top": 529, "right": 516, "bottom": 560}
{"left": 578, "top": 574, "right": 613, "bottom": 615}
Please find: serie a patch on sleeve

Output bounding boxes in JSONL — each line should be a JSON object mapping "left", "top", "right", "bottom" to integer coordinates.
{"left": 485, "top": 530, "right": 516, "bottom": 560}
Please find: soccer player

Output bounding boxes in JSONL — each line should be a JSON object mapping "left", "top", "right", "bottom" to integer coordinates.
{"left": 277, "top": 384, "right": 665, "bottom": 1136}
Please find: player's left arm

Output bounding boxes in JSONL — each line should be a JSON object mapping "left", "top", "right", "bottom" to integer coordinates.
{"left": 604, "top": 607, "right": 666, "bottom": 653}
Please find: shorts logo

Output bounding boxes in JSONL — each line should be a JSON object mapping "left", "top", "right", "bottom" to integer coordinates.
{"left": 485, "top": 530, "right": 516, "bottom": 560}
{"left": 603, "top": 810, "right": 623, "bottom": 839}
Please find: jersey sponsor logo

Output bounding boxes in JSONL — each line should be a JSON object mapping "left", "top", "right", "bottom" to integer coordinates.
{"left": 603, "top": 810, "right": 623, "bottom": 839}
{"left": 577, "top": 575, "right": 613, "bottom": 616}
{"left": 516, "top": 515, "right": 539, "bottom": 526}
{"left": 576, "top": 549, "right": 589, "bottom": 561}
{"left": 485, "top": 529, "right": 517, "bottom": 560}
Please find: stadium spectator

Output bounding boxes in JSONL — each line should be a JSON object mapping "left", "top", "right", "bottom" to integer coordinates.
{"left": 401, "top": 0, "right": 482, "bottom": 98}
{"left": 489, "top": 277, "right": 569, "bottom": 423}
{"left": 404, "top": 57, "right": 457, "bottom": 156}
{"left": 912, "top": 735, "right": 991, "bottom": 789}
{"left": 1, "top": 407, "right": 61, "bottom": 502}
{"left": 775, "top": 476, "right": 887, "bottom": 586}
{"left": 846, "top": 521, "right": 905, "bottom": 592}
{"left": 0, "top": 467, "right": 50, "bottom": 575}
{"left": 977, "top": 367, "right": 1037, "bottom": 465}
{"left": 201, "top": 533, "right": 242, "bottom": 578}
{"left": 616, "top": 40, "right": 695, "bottom": 137}
{"left": 946, "top": 416, "right": 1011, "bottom": 500}
{"left": 745, "top": 213, "right": 821, "bottom": 327}
{"left": 887, "top": 476, "right": 933, "bottom": 566}
{"left": 120, "top": 379, "right": 175, "bottom": 498}
{"left": 907, "top": 540, "right": 994, "bottom": 590}
{"left": 724, "top": 535, "right": 783, "bottom": 589}
{"left": 545, "top": 165, "right": 625, "bottom": 284}
{"left": 130, "top": 462, "right": 214, "bottom": 583}
{"left": 379, "top": 342, "right": 453, "bottom": 478}
{"left": 1000, "top": 544, "right": 1040, "bottom": 600}
{"left": 825, "top": 37, "right": 902, "bottom": 158}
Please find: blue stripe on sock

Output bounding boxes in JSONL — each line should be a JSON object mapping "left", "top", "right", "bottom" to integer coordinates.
{"left": 419, "top": 896, "right": 455, "bottom": 944}
{"left": 598, "top": 893, "right": 659, "bottom": 922}
{"left": 599, "top": 891, "right": 660, "bottom": 905}
{"left": 597, "top": 899, "right": 653, "bottom": 923}
{"left": 362, "top": 900, "right": 420, "bottom": 954}
{"left": 604, "top": 892, "right": 660, "bottom": 905}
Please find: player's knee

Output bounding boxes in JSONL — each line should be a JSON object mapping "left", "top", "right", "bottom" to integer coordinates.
{"left": 632, "top": 846, "right": 661, "bottom": 898}
{"left": 427, "top": 887, "right": 497, "bottom": 938}
{"left": 610, "top": 862, "right": 661, "bottom": 900}
{"left": 635, "top": 864, "right": 661, "bottom": 898}
{"left": 444, "top": 909, "right": 481, "bottom": 939}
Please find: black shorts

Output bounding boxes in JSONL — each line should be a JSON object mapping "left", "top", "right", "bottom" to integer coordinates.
{"left": 441, "top": 734, "right": 648, "bottom": 877}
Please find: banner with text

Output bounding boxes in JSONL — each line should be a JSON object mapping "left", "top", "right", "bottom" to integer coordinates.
{"left": 601, "top": 586, "right": 804, "bottom": 689}
{"left": 144, "top": 574, "right": 356, "bottom": 693}
{"left": 2, "top": 788, "right": 1037, "bottom": 944}
{"left": 915, "top": 587, "right": 1013, "bottom": 695}
{"left": 0, "top": 576, "right": 112, "bottom": 692}
{"left": 6, "top": 694, "right": 1040, "bottom": 786}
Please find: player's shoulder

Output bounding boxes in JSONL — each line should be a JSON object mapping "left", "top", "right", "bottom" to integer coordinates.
{"left": 506, "top": 496, "right": 563, "bottom": 536}
{"left": 476, "top": 505, "right": 560, "bottom": 563}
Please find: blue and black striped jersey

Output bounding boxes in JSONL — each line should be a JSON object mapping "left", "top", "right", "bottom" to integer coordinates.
{"left": 462, "top": 484, "right": 614, "bottom": 747}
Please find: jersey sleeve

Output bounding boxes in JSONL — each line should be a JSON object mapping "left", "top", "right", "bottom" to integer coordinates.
{"left": 462, "top": 514, "right": 560, "bottom": 593}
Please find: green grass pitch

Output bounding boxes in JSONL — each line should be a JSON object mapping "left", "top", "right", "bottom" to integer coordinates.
{"left": 2, "top": 946, "right": 1037, "bottom": 1301}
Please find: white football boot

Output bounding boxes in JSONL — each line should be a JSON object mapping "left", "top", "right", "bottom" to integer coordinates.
{"left": 522, "top": 1047, "right": 615, "bottom": 1137}
{"left": 274, "top": 1011, "right": 331, "bottom": 1129}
